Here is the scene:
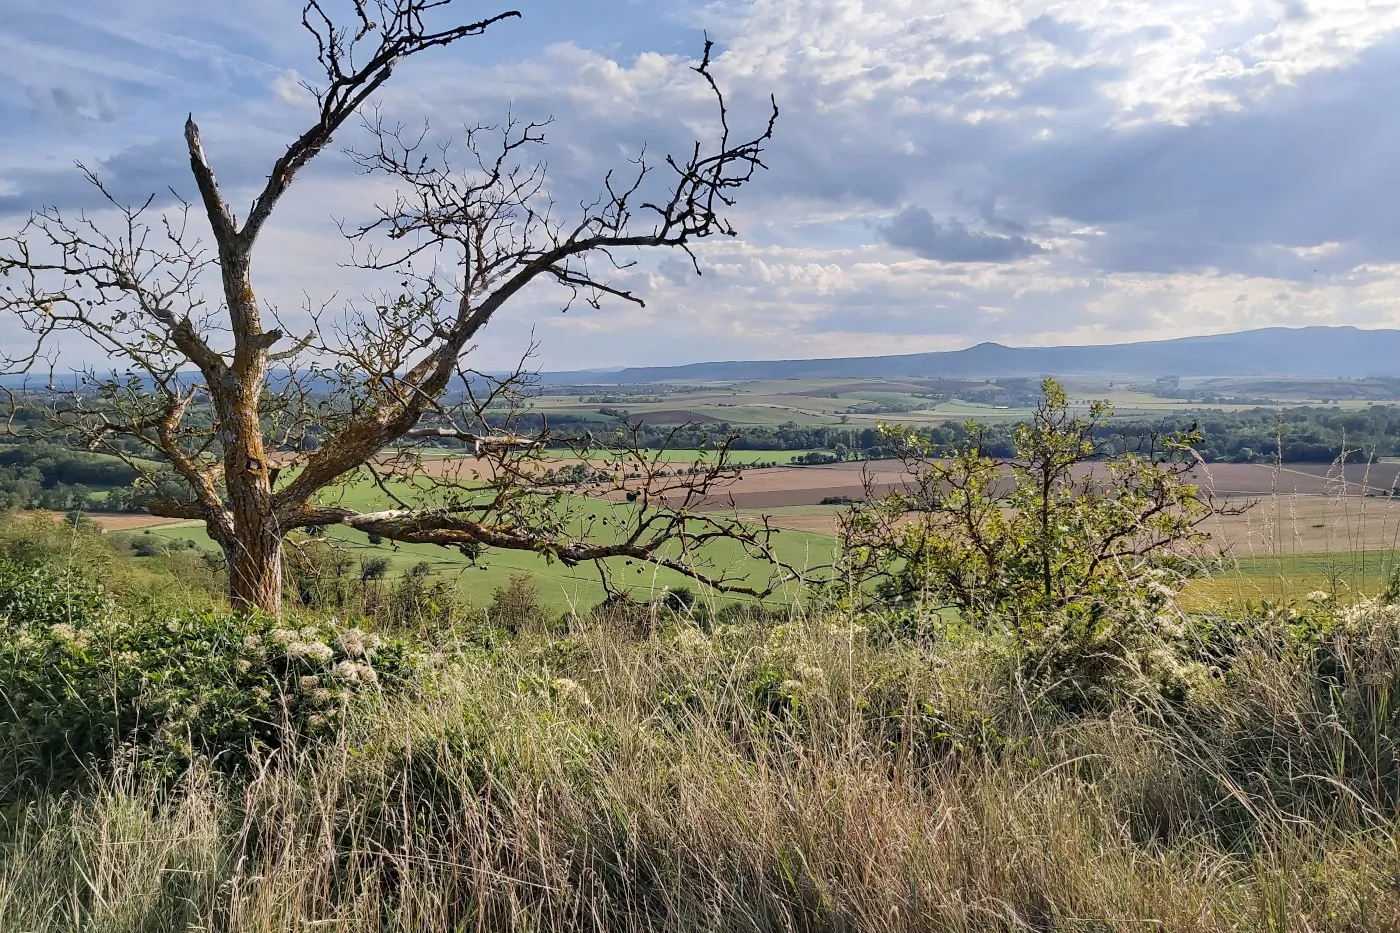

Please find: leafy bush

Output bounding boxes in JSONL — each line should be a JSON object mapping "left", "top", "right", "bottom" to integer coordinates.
{"left": 839, "top": 380, "right": 1214, "bottom": 707}
{"left": 662, "top": 586, "right": 695, "bottom": 613}
{"left": 488, "top": 572, "right": 550, "bottom": 633}
{"left": 0, "top": 561, "right": 417, "bottom": 789}
{"left": 843, "top": 379, "right": 1209, "bottom": 623}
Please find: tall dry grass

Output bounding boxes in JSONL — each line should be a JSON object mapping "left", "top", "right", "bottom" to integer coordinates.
{"left": 2, "top": 603, "right": 1397, "bottom": 932}
{"left": 1192, "top": 447, "right": 1400, "bottom": 605}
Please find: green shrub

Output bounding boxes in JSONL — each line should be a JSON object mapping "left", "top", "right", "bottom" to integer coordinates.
{"left": 0, "top": 561, "right": 418, "bottom": 790}
{"left": 489, "top": 572, "right": 550, "bottom": 633}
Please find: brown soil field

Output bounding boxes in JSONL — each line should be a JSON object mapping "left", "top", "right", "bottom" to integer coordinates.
{"left": 1202, "top": 494, "right": 1400, "bottom": 556}
{"left": 402, "top": 459, "right": 1400, "bottom": 513}
{"left": 15, "top": 510, "right": 187, "bottom": 531}
{"left": 749, "top": 496, "right": 1400, "bottom": 556}
{"left": 695, "top": 462, "right": 1400, "bottom": 512}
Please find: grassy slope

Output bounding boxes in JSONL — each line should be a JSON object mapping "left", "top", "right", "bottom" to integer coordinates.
{"left": 4, "top": 588, "right": 1399, "bottom": 930}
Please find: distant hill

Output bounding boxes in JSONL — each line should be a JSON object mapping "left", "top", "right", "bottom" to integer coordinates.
{"left": 12, "top": 326, "right": 1400, "bottom": 390}
{"left": 540, "top": 326, "right": 1400, "bottom": 384}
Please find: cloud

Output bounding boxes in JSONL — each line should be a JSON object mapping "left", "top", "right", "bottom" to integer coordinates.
{"left": 8, "top": 0, "right": 1400, "bottom": 370}
{"left": 25, "top": 85, "right": 119, "bottom": 122}
{"left": 878, "top": 206, "right": 1045, "bottom": 262}
{"left": 269, "top": 70, "right": 314, "bottom": 108}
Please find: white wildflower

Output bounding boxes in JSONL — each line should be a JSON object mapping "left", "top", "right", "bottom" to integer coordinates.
{"left": 332, "top": 660, "right": 360, "bottom": 683}
{"left": 287, "top": 641, "right": 334, "bottom": 663}
{"left": 551, "top": 677, "right": 590, "bottom": 708}
{"left": 337, "top": 629, "right": 367, "bottom": 657}
{"left": 243, "top": 634, "right": 262, "bottom": 649}
{"left": 357, "top": 663, "right": 378, "bottom": 684}
{"left": 269, "top": 628, "right": 297, "bottom": 646}
{"left": 1306, "top": 590, "right": 1332, "bottom": 604}
{"left": 236, "top": 659, "right": 253, "bottom": 674}
{"left": 311, "top": 688, "right": 336, "bottom": 705}
{"left": 299, "top": 675, "right": 321, "bottom": 690}
{"left": 49, "top": 623, "right": 90, "bottom": 650}
{"left": 673, "top": 628, "right": 710, "bottom": 654}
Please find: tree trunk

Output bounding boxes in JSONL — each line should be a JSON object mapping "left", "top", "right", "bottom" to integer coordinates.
{"left": 226, "top": 527, "right": 283, "bottom": 617}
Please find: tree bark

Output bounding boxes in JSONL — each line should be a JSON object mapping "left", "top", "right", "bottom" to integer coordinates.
{"left": 225, "top": 519, "right": 283, "bottom": 617}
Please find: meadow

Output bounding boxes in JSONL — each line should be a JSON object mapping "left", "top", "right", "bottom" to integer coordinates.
{"left": 3, "top": 509, "right": 1400, "bottom": 931}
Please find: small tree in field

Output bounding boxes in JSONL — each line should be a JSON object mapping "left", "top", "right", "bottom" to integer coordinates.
{"left": 0, "top": 1, "right": 785, "bottom": 616}
{"left": 840, "top": 379, "right": 1222, "bottom": 634}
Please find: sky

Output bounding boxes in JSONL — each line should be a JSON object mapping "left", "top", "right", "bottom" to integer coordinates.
{"left": 4, "top": 0, "right": 1400, "bottom": 371}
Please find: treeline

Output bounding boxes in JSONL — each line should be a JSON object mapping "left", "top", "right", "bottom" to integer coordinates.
{"left": 916, "top": 406, "right": 1400, "bottom": 463}
{"left": 0, "top": 443, "right": 138, "bottom": 511}
{"left": 501, "top": 405, "right": 1400, "bottom": 464}
{"left": 1107, "top": 406, "right": 1400, "bottom": 463}
{"left": 10, "top": 404, "right": 1399, "bottom": 510}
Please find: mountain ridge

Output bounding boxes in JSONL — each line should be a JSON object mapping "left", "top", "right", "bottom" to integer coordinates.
{"left": 539, "top": 326, "right": 1400, "bottom": 384}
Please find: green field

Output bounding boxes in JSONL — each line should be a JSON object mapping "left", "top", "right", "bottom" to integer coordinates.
{"left": 130, "top": 471, "right": 837, "bottom": 612}
{"left": 523, "top": 376, "right": 1400, "bottom": 431}
{"left": 1187, "top": 548, "right": 1400, "bottom": 606}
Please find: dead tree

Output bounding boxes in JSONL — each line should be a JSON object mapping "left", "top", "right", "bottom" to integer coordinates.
{"left": 0, "top": 0, "right": 783, "bottom": 616}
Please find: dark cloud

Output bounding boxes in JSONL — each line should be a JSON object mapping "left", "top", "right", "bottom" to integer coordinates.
{"left": 26, "top": 85, "right": 119, "bottom": 122}
{"left": 0, "top": 139, "right": 191, "bottom": 215}
{"left": 878, "top": 206, "right": 1045, "bottom": 262}
{"left": 1004, "top": 34, "right": 1400, "bottom": 275}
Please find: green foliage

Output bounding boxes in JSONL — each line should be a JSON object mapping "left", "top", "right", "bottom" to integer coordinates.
{"left": 662, "top": 585, "right": 695, "bottom": 613}
{"left": 0, "top": 442, "right": 139, "bottom": 511}
{"left": 358, "top": 555, "right": 391, "bottom": 582}
{"left": 0, "top": 543, "right": 1399, "bottom": 929}
{"left": 841, "top": 379, "right": 1211, "bottom": 705}
{"left": 847, "top": 379, "right": 1208, "bottom": 622}
{"left": 282, "top": 539, "right": 468, "bottom": 630}
{"left": 0, "top": 560, "right": 417, "bottom": 789}
{"left": 488, "top": 572, "right": 550, "bottom": 633}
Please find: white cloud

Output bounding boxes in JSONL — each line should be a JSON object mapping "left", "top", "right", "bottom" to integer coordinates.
{"left": 269, "top": 70, "right": 314, "bottom": 108}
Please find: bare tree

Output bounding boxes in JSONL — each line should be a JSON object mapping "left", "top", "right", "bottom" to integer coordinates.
{"left": 0, "top": 0, "right": 783, "bottom": 616}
